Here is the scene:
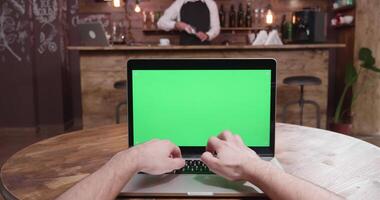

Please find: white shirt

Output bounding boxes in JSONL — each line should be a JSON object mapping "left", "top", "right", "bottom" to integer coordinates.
{"left": 157, "top": 0, "right": 220, "bottom": 41}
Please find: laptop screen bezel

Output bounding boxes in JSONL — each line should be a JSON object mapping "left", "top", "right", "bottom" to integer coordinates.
{"left": 127, "top": 59, "right": 276, "bottom": 157}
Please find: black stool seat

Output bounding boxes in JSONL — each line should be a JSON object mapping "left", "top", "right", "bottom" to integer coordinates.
{"left": 283, "top": 76, "right": 321, "bottom": 86}
{"left": 113, "top": 80, "right": 127, "bottom": 124}
{"left": 114, "top": 80, "right": 127, "bottom": 89}
{"left": 282, "top": 75, "right": 321, "bottom": 128}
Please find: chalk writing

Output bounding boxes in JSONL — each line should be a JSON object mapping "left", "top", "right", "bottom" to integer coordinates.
{"left": 33, "top": 0, "right": 58, "bottom": 54}
{"left": 33, "top": 0, "right": 57, "bottom": 24}
{"left": 72, "top": 14, "right": 111, "bottom": 29}
{"left": 7, "top": 0, "right": 25, "bottom": 15}
{"left": 0, "top": 1, "right": 27, "bottom": 62}
{"left": 70, "top": 0, "right": 79, "bottom": 15}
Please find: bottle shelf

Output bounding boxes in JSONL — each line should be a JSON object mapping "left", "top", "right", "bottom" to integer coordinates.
{"left": 332, "top": 5, "right": 355, "bottom": 13}
{"left": 331, "top": 23, "right": 355, "bottom": 29}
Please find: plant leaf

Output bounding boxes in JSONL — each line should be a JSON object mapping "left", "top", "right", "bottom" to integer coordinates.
{"left": 369, "top": 66, "right": 380, "bottom": 72}
{"left": 359, "top": 48, "right": 372, "bottom": 61}
{"left": 362, "top": 57, "right": 376, "bottom": 69}
{"left": 359, "top": 48, "right": 374, "bottom": 69}
{"left": 345, "top": 63, "right": 358, "bottom": 85}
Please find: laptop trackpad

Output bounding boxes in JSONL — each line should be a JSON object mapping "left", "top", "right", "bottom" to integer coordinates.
{"left": 120, "top": 174, "right": 263, "bottom": 197}
{"left": 120, "top": 158, "right": 284, "bottom": 197}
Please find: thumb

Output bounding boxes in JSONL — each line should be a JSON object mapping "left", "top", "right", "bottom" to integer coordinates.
{"left": 201, "top": 152, "right": 219, "bottom": 170}
{"left": 170, "top": 158, "right": 185, "bottom": 169}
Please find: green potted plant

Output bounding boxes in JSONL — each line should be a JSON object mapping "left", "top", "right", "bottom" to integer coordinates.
{"left": 331, "top": 48, "right": 380, "bottom": 134}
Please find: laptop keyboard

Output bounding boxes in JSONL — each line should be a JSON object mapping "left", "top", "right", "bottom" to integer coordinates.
{"left": 171, "top": 160, "right": 213, "bottom": 174}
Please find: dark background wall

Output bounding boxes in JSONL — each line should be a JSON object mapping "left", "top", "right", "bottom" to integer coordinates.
{"left": 0, "top": 0, "right": 36, "bottom": 129}
{"left": 0, "top": 0, "right": 81, "bottom": 136}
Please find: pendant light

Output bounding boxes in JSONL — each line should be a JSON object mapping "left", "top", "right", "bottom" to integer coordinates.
{"left": 265, "top": 4, "right": 274, "bottom": 25}
{"left": 113, "top": 0, "right": 121, "bottom": 8}
{"left": 134, "top": 0, "right": 141, "bottom": 13}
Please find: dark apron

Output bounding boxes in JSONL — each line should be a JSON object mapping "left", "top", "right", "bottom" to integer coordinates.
{"left": 180, "top": 1, "right": 211, "bottom": 45}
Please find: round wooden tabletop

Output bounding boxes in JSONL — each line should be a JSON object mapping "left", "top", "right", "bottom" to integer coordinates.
{"left": 1, "top": 123, "right": 380, "bottom": 200}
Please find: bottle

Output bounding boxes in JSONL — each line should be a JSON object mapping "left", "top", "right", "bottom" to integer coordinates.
{"left": 281, "top": 15, "right": 293, "bottom": 43}
{"left": 259, "top": 8, "right": 265, "bottom": 26}
{"left": 286, "top": 20, "right": 293, "bottom": 43}
{"left": 237, "top": 3, "right": 244, "bottom": 27}
{"left": 280, "top": 15, "right": 287, "bottom": 40}
{"left": 219, "top": 4, "right": 226, "bottom": 27}
{"left": 254, "top": 8, "right": 260, "bottom": 25}
{"left": 229, "top": 5, "right": 236, "bottom": 27}
{"left": 245, "top": 2, "right": 252, "bottom": 27}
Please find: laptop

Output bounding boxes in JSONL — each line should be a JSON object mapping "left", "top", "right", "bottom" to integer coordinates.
{"left": 77, "top": 23, "right": 109, "bottom": 46}
{"left": 122, "top": 59, "right": 280, "bottom": 197}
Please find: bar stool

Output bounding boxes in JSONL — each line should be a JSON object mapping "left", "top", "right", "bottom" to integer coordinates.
{"left": 281, "top": 76, "right": 321, "bottom": 128}
{"left": 114, "top": 80, "right": 127, "bottom": 124}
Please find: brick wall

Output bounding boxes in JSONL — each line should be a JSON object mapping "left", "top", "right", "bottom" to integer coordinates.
{"left": 78, "top": 0, "right": 329, "bottom": 45}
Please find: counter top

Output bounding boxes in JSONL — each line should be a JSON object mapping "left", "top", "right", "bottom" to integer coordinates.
{"left": 67, "top": 44, "right": 345, "bottom": 51}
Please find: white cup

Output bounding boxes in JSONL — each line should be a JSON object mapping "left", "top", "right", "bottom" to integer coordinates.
{"left": 159, "top": 38, "right": 170, "bottom": 46}
{"left": 343, "top": 16, "right": 354, "bottom": 24}
{"left": 247, "top": 33, "right": 256, "bottom": 44}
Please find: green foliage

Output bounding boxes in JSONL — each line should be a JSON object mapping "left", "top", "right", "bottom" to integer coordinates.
{"left": 359, "top": 48, "right": 380, "bottom": 72}
{"left": 344, "top": 63, "right": 357, "bottom": 85}
{"left": 333, "top": 48, "right": 380, "bottom": 123}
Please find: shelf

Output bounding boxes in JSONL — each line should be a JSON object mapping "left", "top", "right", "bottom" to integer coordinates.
{"left": 332, "top": 5, "right": 355, "bottom": 13}
{"left": 68, "top": 44, "right": 346, "bottom": 51}
{"left": 220, "top": 27, "right": 266, "bottom": 31}
{"left": 332, "top": 23, "right": 355, "bottom": 29}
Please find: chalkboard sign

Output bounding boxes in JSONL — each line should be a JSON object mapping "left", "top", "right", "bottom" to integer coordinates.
{"left": 0, "top": 0, "right": 29, "bottom": 62}
{"left": 72, "top": 13, "right": 111, "bottom": 32}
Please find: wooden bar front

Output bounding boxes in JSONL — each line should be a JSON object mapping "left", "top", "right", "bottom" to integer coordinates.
{"left": 68, "top": 44, "right": 344, "bottom": 129}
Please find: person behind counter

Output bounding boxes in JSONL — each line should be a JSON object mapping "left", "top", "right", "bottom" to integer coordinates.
{"left": 157, "top": 0, "right": 220, "bottom": 45}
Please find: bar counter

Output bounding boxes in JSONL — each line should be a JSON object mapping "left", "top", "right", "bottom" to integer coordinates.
{"left": 68, "top": 44, "right": 345, "bottom": 51}
{"left": 68, "top": 44, "right": 344, "bottom": 129}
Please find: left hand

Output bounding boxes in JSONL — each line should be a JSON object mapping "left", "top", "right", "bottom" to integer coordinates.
{"left": 196, "top": 32, "right": 209, "bottom": 42}
{"left": 131, "top": 139, "right": 185, "bottom": 175}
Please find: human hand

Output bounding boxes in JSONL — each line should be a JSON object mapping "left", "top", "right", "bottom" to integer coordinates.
{"left": 131, "top": 139, "right": 185, "bottom": 175}
{"left": 201, "top": 131, "right": 263, "bottom": 181}
{"left": 196, "top": 32, "right": 209, "bottom": 42}
{"left": 175, "top": 21, "right": 191, "bottom": 32}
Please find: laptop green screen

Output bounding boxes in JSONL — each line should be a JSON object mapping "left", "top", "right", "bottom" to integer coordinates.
{"left": 132, "top": 69, "right": 271, "bottom": 147}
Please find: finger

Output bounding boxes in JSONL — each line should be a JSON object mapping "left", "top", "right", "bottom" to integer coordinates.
{"left": 147, "top": 138, "right": 159, "bottom": 144}
{"left": 217, "top": 130, "right": 234, "bottom": 142}
{"left": 201, "top": 152, "right": 220, "bottom": 171}
{"left": 169, "top": 158, "right": 186, "bottom": 169}
{"left": 202, "top": 35, "right": 208, "bottom": 41}
{"left": 171, "top": 145, "right": 182, "bottom": 158}
{"left": 199, "top": 34, "right": 206, "bottom": 41}
{"left": 235, "top": 134, "right": 245, "bottom": 146}
{"left": 206, "top": 136, "right": 223, "bottom": 153}
{"left": 164, "top": 140, "right": 182, "bottom": 158}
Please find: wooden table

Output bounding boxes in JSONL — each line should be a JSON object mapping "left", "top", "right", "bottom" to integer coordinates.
{"left": 1, "top": 123, "right": 380, "bottom": 200}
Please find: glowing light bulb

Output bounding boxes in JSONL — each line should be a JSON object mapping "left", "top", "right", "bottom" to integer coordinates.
{"left": 266, "top": 9, "right": 273, "bottom": 25}
{"left": 113, "top": 0, "right": 121, "bottom": 8}
{"left": 134, "top": 4, "right": 141, "bottom": 13}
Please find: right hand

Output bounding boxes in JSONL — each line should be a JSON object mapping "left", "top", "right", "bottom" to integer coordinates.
{"left": 201, "top": 131, "right": 263, "bottom": 181}
{"left": 175, "top": 21, "right": 192, "bottom": 32}
{"left": 131, "top": 139, "right": 185, "bottom": 175}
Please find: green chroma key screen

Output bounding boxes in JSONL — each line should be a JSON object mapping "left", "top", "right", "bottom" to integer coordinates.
{"left": 132, "top": 69, "right": 271, "bottom": 147}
